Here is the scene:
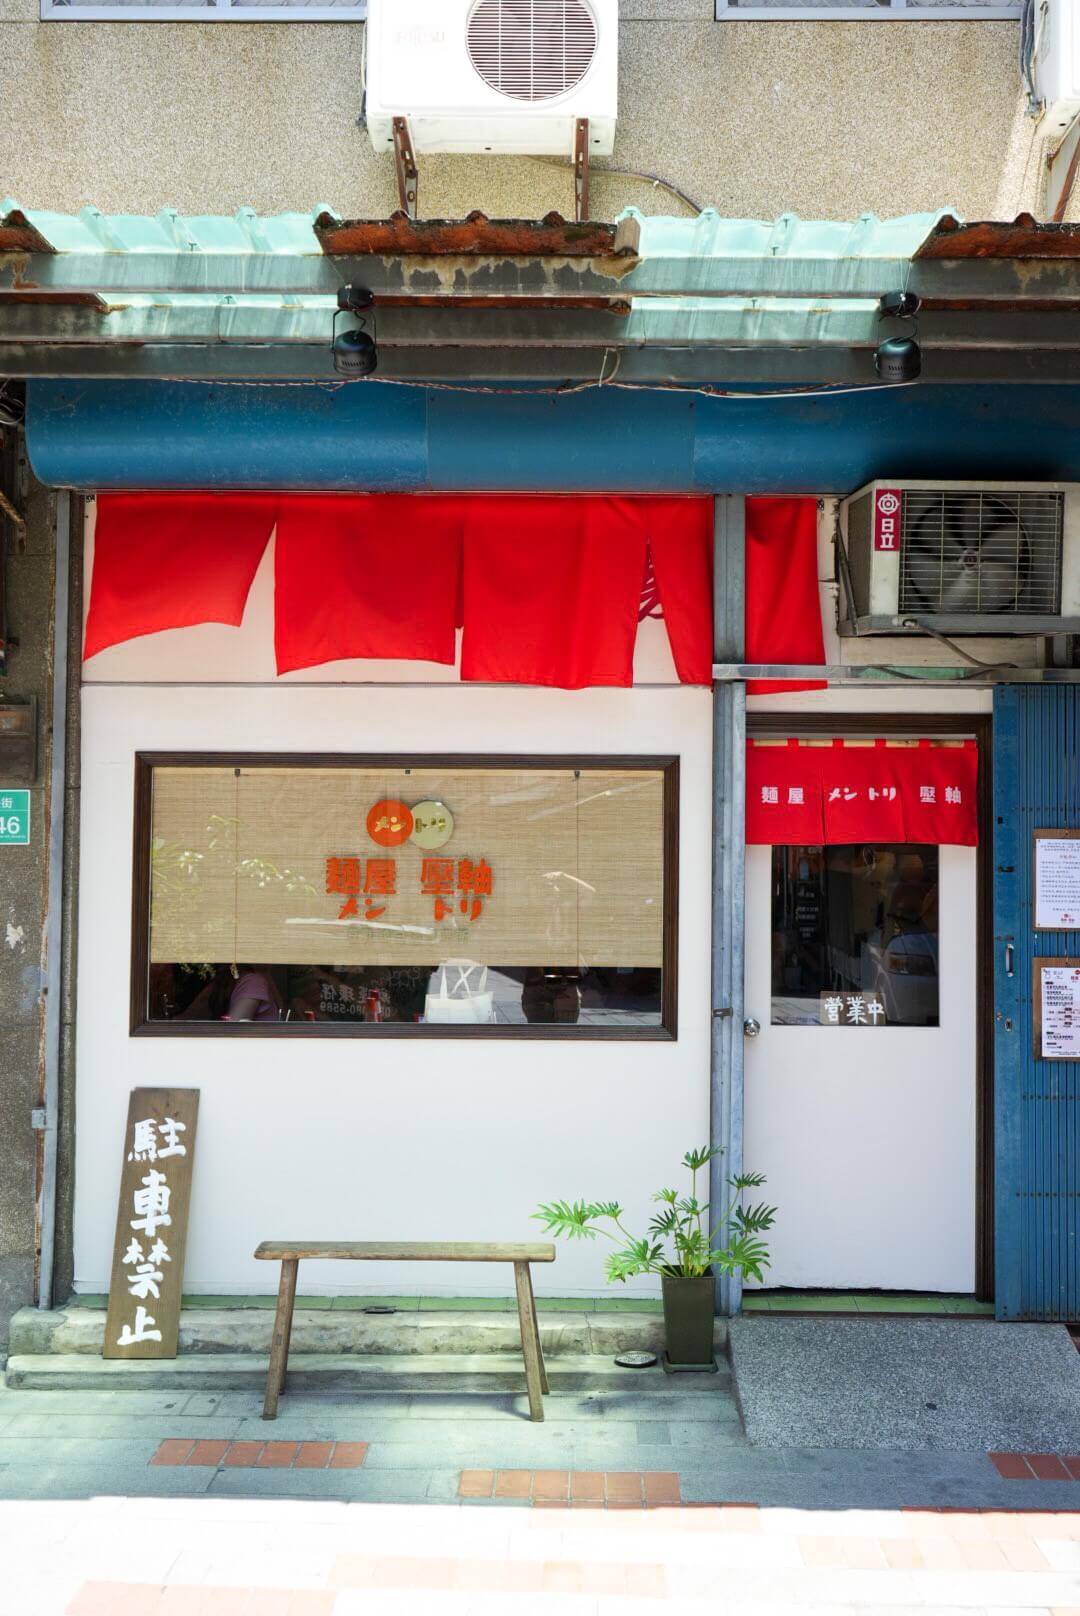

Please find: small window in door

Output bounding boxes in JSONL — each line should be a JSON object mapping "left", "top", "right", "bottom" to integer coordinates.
{"left": 771, "top": 844, "right": 939, "bottom": 1027}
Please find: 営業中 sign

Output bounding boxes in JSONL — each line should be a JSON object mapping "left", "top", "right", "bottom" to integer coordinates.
{"left": 819, "top": 991, "right": 886, "bottom": 1028}
{"left": 1034, "top": 830, "right": 1080, "bottom": 930}
{"left": 0, "top": 789, "right": 30, "bottom": 846}
{"left": 104, "top": 1088, "right": 199, "bottom": 1360}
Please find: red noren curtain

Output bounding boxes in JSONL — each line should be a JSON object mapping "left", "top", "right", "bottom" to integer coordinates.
{"left": 83, "top": 494, "right": 276, "bottom": 659}
{"left": 274, "top": 495, "right": 465, "bottom": 675}
{"left": 460, "top": 497, "right": 648, "bottom": 688}
{"left": 85, "top": 493, "right": 823, "bottom": 691}
{"left": 744, "top": 497, "right": 826, "bottom": 694}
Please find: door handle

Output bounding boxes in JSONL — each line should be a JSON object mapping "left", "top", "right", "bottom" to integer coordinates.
{"left": 744, "top": 1017, "right": 761, "bottom": 1039}
{"left": 1005, "top": 943, "right": 1014, "bottom": 979}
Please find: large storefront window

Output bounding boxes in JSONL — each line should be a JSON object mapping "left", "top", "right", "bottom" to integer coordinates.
{"left": 134, "top": 755, "right": 678, "bottom": 1038}
{"left": 771, "top": 844, "right": 940, "bottom": 1027}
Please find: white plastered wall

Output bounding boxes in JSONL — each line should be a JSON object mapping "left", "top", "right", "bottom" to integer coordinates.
{"left": 76, "top": 514, "right": 712, "bottom": 1298}
{"left": 75, "top": 506, "right": 992, "bottom": 1299}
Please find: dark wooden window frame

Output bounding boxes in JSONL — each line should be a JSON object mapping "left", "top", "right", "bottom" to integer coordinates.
{"left": 131, "top": 751, "right": 680, "bottom": 1042}
{"left": 748, "top": 712, "right": 994, "bottom": 1303}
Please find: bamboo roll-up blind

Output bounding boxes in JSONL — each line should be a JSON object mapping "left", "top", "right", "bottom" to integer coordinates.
{"left": 149, "top": 764, "right": 665, "bottom": 969}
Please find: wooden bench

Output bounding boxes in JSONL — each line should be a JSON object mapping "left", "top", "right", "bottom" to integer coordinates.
{"left": 253, "top": 1241, "right": 557, "bottom": 1422}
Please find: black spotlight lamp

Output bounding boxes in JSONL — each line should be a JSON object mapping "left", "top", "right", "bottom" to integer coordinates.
{"left": 874, "top": 290, "right": 921, "bottom": 383}
{"left": 332, "top": 286, "right": 378, "bottom": 377}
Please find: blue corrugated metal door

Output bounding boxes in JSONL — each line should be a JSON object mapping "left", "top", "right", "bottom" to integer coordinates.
{"left": 995, "top": 686, "right": 1080, "bottom": 1319}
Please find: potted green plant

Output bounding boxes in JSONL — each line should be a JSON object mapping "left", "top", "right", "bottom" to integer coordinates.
{"left": 534, "top": 1146, "right": 775, "bottom": 1369}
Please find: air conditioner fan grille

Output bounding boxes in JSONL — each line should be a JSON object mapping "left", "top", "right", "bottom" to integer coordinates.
{"left": 467, "top": 0, "right": 598, "bottom": 103}
{"left": 897, "top": 489, "right": 1064, "bottom": 618}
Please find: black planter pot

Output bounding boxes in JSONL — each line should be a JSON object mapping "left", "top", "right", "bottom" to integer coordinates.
{"left": 660, "top": 1274, "right": 716, "bottom": 1368}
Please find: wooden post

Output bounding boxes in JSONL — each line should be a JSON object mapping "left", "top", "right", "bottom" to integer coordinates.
{"left": 523, "top": 1262, "right": 549, "bottom": 1395}
{"left": 513, "top": 1261, "right": 545, "bottom": 1422}
{"left": 263, "top": 1257, "right": 298, "bottom": 1421}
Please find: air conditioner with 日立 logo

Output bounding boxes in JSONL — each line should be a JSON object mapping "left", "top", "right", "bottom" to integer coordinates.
{"left": 364, "top": 0, "right": 618, "bottom": 156}
{"left": 837, "top": 479, "right": 1080, "bottom": 636}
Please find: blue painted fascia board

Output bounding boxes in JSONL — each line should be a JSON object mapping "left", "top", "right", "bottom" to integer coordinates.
{"left": 26, "top": 379, "right": 1080, "bottom": 493}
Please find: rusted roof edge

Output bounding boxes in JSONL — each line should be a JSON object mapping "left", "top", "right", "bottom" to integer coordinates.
{"left": 313, "top": 208, "right": 639, "bottom": 261}
{"left": 916, "top": 213, "right": 1080, "bottom": 260}
{"left": 0, "top": 208, "right": 56, "bottom": 255}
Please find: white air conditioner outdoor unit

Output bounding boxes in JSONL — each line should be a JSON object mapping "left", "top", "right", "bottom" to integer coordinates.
{"left": 1031, "top": 0, "right": 1080, "bottom": 135}
{"left": 364, "top": 0, "right": 618, "bottom": 156}
{"left": 838, "top": 480, "right": 1080, "bottom": 637}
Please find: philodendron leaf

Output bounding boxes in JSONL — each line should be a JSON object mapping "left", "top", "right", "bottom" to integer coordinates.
{"left": 532, "top": 1200, "right": 601, "bottom": 1240}
{"left": 734, "top": 1202, "right": 776, "bottom": 1234}
{"left": 683, "top": 1146, "right": 721, "bottom": 1172}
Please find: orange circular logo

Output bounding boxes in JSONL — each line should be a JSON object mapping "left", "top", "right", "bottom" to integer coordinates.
{"left": 366, "top": 799, "right": 414, "bottom": 848}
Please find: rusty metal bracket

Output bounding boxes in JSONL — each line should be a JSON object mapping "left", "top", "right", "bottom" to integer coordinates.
{"left": 574, "top": 118, "right": 590, "bottom": 224}
{"left": 0, "top": 486, "right": 24, "bottom": 534}
{"left": 393, "top": 118, "right": 419, "bottom": 221}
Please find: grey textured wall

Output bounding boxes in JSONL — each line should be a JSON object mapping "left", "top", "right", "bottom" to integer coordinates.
{"left": 0, "top": 453, "right": 53, "bottom": 1346}
{"left": 0, "top": 14, "right": 1045, "bottom": 224}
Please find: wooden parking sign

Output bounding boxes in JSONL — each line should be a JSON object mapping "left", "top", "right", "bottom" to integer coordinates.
{"left": 104, "top": 1089, "right": 199, "bottom": 1360}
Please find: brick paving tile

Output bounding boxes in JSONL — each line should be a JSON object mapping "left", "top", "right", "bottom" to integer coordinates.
{"left": 916, "top": 1539, "right": 967, "bottom": 1569}
{"left": 456, "top": 1561, "right": 542, "bottom": 1593}
{"left": 626, "top": 1563, "right": 668, "bottom": 1596}
{"left": 494, "top": 1470, "right": 532, "bottom": 1500}
{"left": 883, "top": 1537, "right": 925, "bottom": 1569}
{"left": 841, "top": 1536, "right": 888, "bottom": 1570}
{"left": 570, "top": 1470, "right": 604, "bottom": 1503}
{"left": 185, "top": 1439, "right": 231, "bottom": 1467}
{"left": 372, "top": 1558, "right": 456, "bottom": 1589}
{"left": 1030, "top": 1454, "right": 1073, "bottom": 1481}
{"left": 68, "top": 1587, "right": 151, "bottom": 1616}
{"left": 989, "top": 1451, "right": 1036, "bottom": 1480}
{"left": 1001, "top": 1537, "right": 1053, "bottom": 1571}
{"left": 222, "top": 1442, "right": 265, "bottom": 1468}
{"left": 293, "top": 1442, "right": 333, "bottom": 1470}
{"left": 604, "top": 1472, "right": 645, "bottom": 1506}
{"left": 457, "top": 1470, "right": 494, "bottom": 1499}
{"left": 540, "top": 1561, "right": 585, "bottom": 1593}
{"left": 798, "top": 1537, "right": 845, "bottom": 1568}
{"left": 532, "top": 1470, "right": 569, "bottom": 1501}
{"left": 255, "top": 1442, "right": 299, "bottom": 1469}
{"left": 150, "top": 1439, "right": 196, "bottom": 1468}
{"left": 644, "top": 1471, "right": 681, "bottom": 1506}
{"left": 959, "top": 1540, "right": 1010, "bottom": 1570}
{"left": 328, "top": 1442, "right": 369, "bottom": 1470}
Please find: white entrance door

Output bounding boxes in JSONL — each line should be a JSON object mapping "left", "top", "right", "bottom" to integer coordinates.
{"left": 743, "top": 841, "right": 977, "bottom": 1292}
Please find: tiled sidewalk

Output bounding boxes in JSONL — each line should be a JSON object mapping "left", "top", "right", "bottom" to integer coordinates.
{"left": 31, "top": 1498, "right": 1080, "bottom": 1614}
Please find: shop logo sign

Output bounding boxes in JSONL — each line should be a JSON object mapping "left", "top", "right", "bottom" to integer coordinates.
{"left": 873, "top": 488, "right": 902, "bottom": 552}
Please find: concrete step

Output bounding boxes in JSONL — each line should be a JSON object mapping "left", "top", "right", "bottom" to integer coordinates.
{"left": 10, "top": 1307, "right": 727, "bottom": 1360}
{"left": 5, "top": 1351, "right": 734, "bottom": 1395}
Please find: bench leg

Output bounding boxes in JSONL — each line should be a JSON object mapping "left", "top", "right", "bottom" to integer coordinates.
{"left": 263, "top": 1257, "right": 298, "bottom": 1421}
{"left": 513, "top": 1261, "right": 545, "bottom": 1422}
{"left": 524, "top": 1263, "right": 549, "bottom": 1395}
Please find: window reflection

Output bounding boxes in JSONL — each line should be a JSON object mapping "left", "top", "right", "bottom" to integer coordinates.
{"left": 770, "top": 844, "right": 939, "bottom": 1027}
{"left": 149, "top": 961, "right": 662, "bottom": 1026}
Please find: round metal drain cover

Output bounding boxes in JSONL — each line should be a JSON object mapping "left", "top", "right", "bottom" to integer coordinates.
{"left": 614, "top": 1350, "right": 658, "bottom": 1369}
{"left": 363, "top": 1305, "right": 397, "bottom": 1315}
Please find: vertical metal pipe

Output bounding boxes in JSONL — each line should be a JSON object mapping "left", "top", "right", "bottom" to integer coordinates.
{"left": 710, "top": 496, "right": 746, "bottom": 1318}
{"left": 37, "top": 490, "right": 69, "bottom": 1310}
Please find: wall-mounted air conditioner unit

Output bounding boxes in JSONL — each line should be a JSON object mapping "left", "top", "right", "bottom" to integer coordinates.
{"left": 365, "top": 0, "right": 618, "bottom": 156}
{"left": 1031, "top": 0, "right": 1080, "bottom": 135}
{"left": 838, "top": 480, "right": 1080, "bottom": 636}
